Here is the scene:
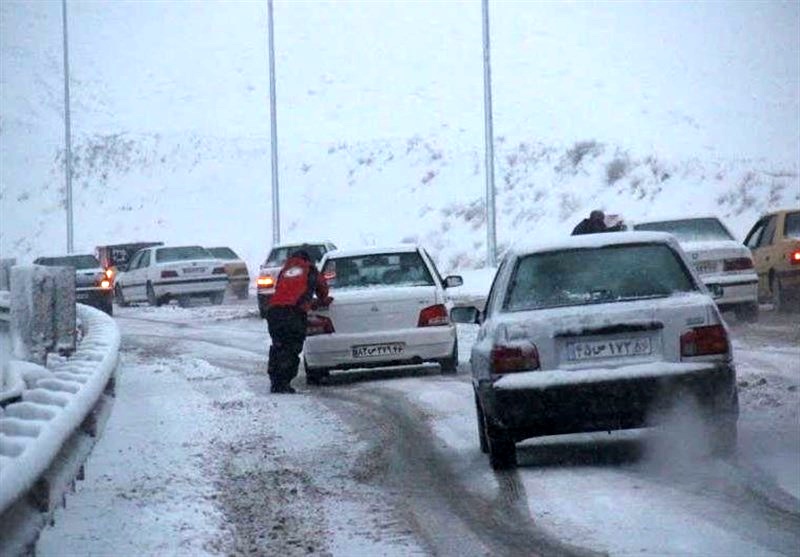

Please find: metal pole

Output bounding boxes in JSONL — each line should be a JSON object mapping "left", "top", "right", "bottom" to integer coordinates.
{"left": 481, "top": 0, "right": 497, "bottom": 267}
{"left": 62, "top": 0, "right": 74, "bottom": 253}
{"left": 267, "top": 0, "right": 281, "bottom": 244}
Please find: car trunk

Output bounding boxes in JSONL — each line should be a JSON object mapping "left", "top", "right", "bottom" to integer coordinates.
{"left": 325, "top": 286, "right": 440, "bottom": 334}
{"left": 681, "top": 240, "right": 750, "bottom": 276}
{"left": 160, "top": 258, "right": 217, "bottom": 278}
{"left": 75, "top": 269, "right": 103, "bottom": 288}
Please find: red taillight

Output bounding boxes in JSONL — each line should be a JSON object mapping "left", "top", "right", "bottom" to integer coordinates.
{"left": 723, "top": 257, "right": 753, "bottom": 272}
{"left": 490, "top": 344, "right": 540, "bottom": 375}
{"left": 212, "top": 266, "right": 226, "bottom": 274}
{"left": 418, "top": 304, "right": 449, "bottom": 327}
{"left": 104, "top": 268, "right": 114, "bottom": 279}
{"left": 680, "top": 325, "right": 729, "bottom": 357}
{"left": 307, "top": 314, "right": 335, "bottom": 336}
{"left": 791, "top": 250, "right": 800, "bottom": 265}
{"left": 161, "top": 270, "right": 178, "bottom": 278}
{"left": 323, "top": 270, "right": 336, "bottom": 281}
{"left": 99, "top": 279, "right": 111, "bottom": 289}
{"left": 257, "top": 275, "right": 275, "bottom": 287}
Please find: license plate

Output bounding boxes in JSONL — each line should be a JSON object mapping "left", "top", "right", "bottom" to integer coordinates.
{"left": 183, "top": 267, "right": 205, "bottom": 274}
{"left": 352, "top": 343, "right": 405, "bottom": 358}
{"left": 76, "top": 292, "right": 90, "bottom": 301}
{"left": 694, "top": 261, "right": 718, "bottom": 275}
{"left": 568, "top": 337, "right": 652, "bottom": 361}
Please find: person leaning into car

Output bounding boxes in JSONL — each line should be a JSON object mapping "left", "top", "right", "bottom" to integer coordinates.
{"left": 266, "top": 248, "right": 333, "bottom": 393}
{"left": 572, "top": 209, "right": 625, "bottom": 235}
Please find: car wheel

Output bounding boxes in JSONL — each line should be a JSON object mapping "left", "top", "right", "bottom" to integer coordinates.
{"left": 146, "top": 282, "right": 161, "bottom": 307}
{"left": 103, "top": 298, "right": 114, "bottom": 316}
{"left": 486, "top": 422, "right": 517, "bottom": 470}
{"left": 709, "top": 417, "right": 737, "bottom": 458}
{"left": 734, "top": 302, "right": 759, "bottom": 323}
{"left": 236, "top": 286, "right": 249, "bottom": 300}
{"left": 178, "top": 295, "right": 191, "bottom": 308}
{"left": 773, "top": 278, "right": 797, "bottom": 313}
{"left": 475, "top": 392, "right": 488, "bottom": 454}
{"left": 258, "top": 295, "right": 269, "bottom": 319}
{"left": 304, "top": 359, "right": 329, "bottom": 386}
{"left": 115, "top": 284, "right": 129, "bottom": 307}
{"left": 211, "top": 291, "right": 224, "bottom": 305}
{"left": 439, "top": 338, "right": 458, "bottom": 375}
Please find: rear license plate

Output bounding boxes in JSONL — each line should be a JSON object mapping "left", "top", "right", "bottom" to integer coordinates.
{"left": 694, "top": 261, "right": 718, "bottom": 275}
{"left": 568, "top": 337, "right": 652, "bottom": 361}
{"left": 352, "top": 343, "right": 405, "bottom": 358}
{"left": 76, "top": 292, "right": 90, "bottom": 301}
{"left": 183, "top": 267, "right": 205, "bottom": 274}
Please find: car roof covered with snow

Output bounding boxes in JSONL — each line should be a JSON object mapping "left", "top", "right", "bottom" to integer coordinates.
{"left": 509, "top": 231, "right": 681, "bottom": 257}
{"left": 324, "top": 244, "right": 421, "bottom": 259}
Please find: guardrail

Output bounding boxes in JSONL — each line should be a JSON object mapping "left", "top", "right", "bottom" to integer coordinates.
{"left": 0, "top": 266, "right": 120, "bottom": 555}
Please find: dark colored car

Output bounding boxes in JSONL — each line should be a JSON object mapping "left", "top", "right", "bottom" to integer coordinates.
{"left": 34, "top": 254, "right": 114, "bottom": 315}
{"left": 96, "top": 242, "right": 164, "bottom": 277}
{"left": 206, "top": 247, "right": 250, "bottom": 299}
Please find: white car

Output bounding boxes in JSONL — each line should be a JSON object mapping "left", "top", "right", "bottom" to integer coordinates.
{"left": 115, "top": 245, "right": 228, "bottom": 307}
{"left": 634, "top": 216, "right": 759, "bottom": 322}
{"left": 303, "top": 245, "right": 463, "bottom": 384}
{"left": 452, "top": 232, "right": 738, "bottom": 470}
{"left": 256, "top": 241, "right": 336, "bottom": 318}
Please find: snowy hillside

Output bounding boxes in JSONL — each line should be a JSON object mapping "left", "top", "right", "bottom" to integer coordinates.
{"left": 2, "top": 131, "right": 797, "bottom": 273}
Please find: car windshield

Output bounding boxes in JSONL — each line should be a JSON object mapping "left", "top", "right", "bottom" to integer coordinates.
{"left": 634, "top": 218, "right": 733, "bottom": 242}
{"left": 504, "top": 244, "right": 697, "bottom": 312}
{"left": 785, "top": 212, "right": 800, "bottom": 239}
{"left": 155, "top": 246, "right": 213, "bottom": 263}
{"left": 266, "top": 245, "right": 326, "bottom": 265}
{"left": 35, "top": 255, "right": 100, "bottom": 270}
{"left": 207, "top": 247, "right": 239, "bottom": 260}
{"left": 322, "top": 252, "right": 434, "bottom": 289}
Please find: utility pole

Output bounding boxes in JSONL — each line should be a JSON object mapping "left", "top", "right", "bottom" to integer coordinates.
{"left": 267, "top": 0, "right": 281, "bottom": 245}
{"left": 62, "top": 0, "right": 74, "bottom": 253}
{"left": 481, "top": 0, "right": 497, "bottom": 267}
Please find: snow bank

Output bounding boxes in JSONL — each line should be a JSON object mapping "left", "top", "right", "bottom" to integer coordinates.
{"left": 0, "top": 304, "right": 120, "bottom": 514}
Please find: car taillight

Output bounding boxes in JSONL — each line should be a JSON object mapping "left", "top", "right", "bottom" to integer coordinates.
{"left": 257, "top": 275, "right": 275, "bottom": 287}
{"left": 307, "top": 315, "right": 335, "bottom": 336}
{"left": 791, "top": 250, "right": 800, "bottom": 265}
{"left": 104, "top": 268, "right": 114, "bottom": 279}
{"left": 418, "top": 304, "right": 449, "bottom": 327}
{"left": 490, "top": 343, "right": 540, "bottom": 375}
{"left": 680, "top": 325, "right": 729, "bottom": 357}
{"left": 161, "top": 270, "right": 178, "bottom": 278}
{"left": 212, "top": 267, "right": 226, "bottom": 274}
{"left": 98, "top": 279, "right": 111, "bottom": 289}
{"left": 723, "top": 257, "right": 753, "bottom": 271}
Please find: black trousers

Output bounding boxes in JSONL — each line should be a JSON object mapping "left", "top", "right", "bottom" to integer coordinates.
{"left": 266, "top": 305, "right": 307, "bottom": 388}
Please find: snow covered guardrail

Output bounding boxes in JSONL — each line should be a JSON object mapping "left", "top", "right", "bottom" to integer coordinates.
{"left": 0, "top": 270, "right": 121, "bottom": 555}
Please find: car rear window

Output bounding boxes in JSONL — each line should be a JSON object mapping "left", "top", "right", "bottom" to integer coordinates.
{"left": 634, "top": 218, "right": 733, "bottom": 242}
{"left": 207, "top": 247, "right": 238, "bottom": 259}
{"left": 322, "top": 252, "right": 434, "bottom": 289}
{"left": 504, "top": 244, "right": 698, "bottom": 311}
{"left": 35, "top": 255, "right": 100, "bottom": 269}
{"left": 266, "top": 245, "right": 326, "bottom": 265}
{"left": 785, "top": 212, "right": 800, "bottom": 239}
{"left": 155, "top": 246, "right": 213, "bottom": 263}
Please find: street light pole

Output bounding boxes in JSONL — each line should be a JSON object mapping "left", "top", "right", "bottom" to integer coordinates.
{"left": 481, "top": 0, "right": 497, "bottom": 267}
{"left": 267, "top": 0, "right": 281, "bottom": 245}
{"left": 61, "top": 0, "right": 74, "bottom": 253}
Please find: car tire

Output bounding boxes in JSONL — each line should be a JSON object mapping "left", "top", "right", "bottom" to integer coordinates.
{"left": 236, "top": 286, "right": 249, "bottom": 300}
{"left": 709, "top": 417, "right": 737, "bottom": 458}
{"left": 486, "top": 422, "right": 517, "bottom": 470}
{"left": 211, "top": 291, "right": 224, "bottom": 305}
{"left": 115, "top": 284, "right": 129, "bottom": 307}
{"left": 178, "top": 295, "right": 191, "bottom": 308}
{"left": 102, "top": 298, "right": 114, "bottom": 316}
{"left": 734, "top": 302, "right": 759, "bottom": 323}
{"left": 146, "top": 282, "right": 161, "bottom": 307}
{"left": 773, "top": 277, "right": 796, "bottom": 313}
{"left": 304, "top": 359, "right": 329, "bottom": 386}
{"left": 439, "top": 338, "right": 458, "bottom": 375}
{"left": 258, "top": 295, "right": 269, "bottom": 319}
{"left": 475, "top": 392, "right": 489, "bottom": 454}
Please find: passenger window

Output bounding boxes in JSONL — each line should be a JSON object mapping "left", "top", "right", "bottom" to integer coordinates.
{"left": 744, "top": 219, "right": 766, "bottom": 249}
{"left": 128, "top": 252, "right": 142, "bottom": 270}
{"left": 759, "top": 216, "right": 777, "bottom": 248}
{"left": 483, "top": 257, "right": 508, "bottom": 317}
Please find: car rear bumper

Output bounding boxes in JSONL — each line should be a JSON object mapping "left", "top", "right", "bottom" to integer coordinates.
{"left": 75, "top": 287, "right": 113, "bottom": 308}
{"left": 478, "top": 362, "right": 737, "bottom": 441}
{"left": 304, "top": 326, "right": 456, "bottom": 370}
{"left": 154, "top": 277, "right": 227, "bottom": 298}
{"left": 701, "top": 273, "right": 758, "bottom": 306}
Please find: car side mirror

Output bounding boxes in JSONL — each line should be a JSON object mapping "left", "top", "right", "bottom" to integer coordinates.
{"left": 450, "top": 305, "right": 480, "bottom": 324}
{"left": 444, "top": 275, "right": 463, "bottom": 288}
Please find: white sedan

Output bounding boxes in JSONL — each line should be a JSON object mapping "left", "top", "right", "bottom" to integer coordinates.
{"left": 634, "top": 216, "right": 759, "bottom": 321}
{"left": 452, "top": 232, "right": 738, "bottom": 470}
{"left": 115, "top": 245, "right": 228, "bottom": 307}
{"left": 303, "top": 245, "right": 463, "bottom": 384}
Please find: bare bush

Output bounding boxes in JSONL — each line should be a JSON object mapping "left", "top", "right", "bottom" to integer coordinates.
{"left": 606, "top": 156, "right": 629, "bottom": 185}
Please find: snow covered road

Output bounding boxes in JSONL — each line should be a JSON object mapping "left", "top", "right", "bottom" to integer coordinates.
{"left": 36, "top": 302, "right": 799, "bottom": 556}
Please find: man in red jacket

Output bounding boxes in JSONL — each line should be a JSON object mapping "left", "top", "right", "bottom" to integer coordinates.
{"left": 267, "top": 247, "right": 332, "bottom": 393}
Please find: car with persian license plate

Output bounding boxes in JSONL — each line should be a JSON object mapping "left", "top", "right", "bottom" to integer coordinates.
{"left": 302, "top": 245, "right": 463, "bottom": 384}
{"left": 634, "top": 216, "right": 759, "bottom": 322}
{"left": 34, "top": 254, "right": 114, "bottom": 315}
{"left": 451, "top": 232, "right": 739, "bottom": 470}
{"left": 114, "top": 245, "right": 228, "bottom": 308}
